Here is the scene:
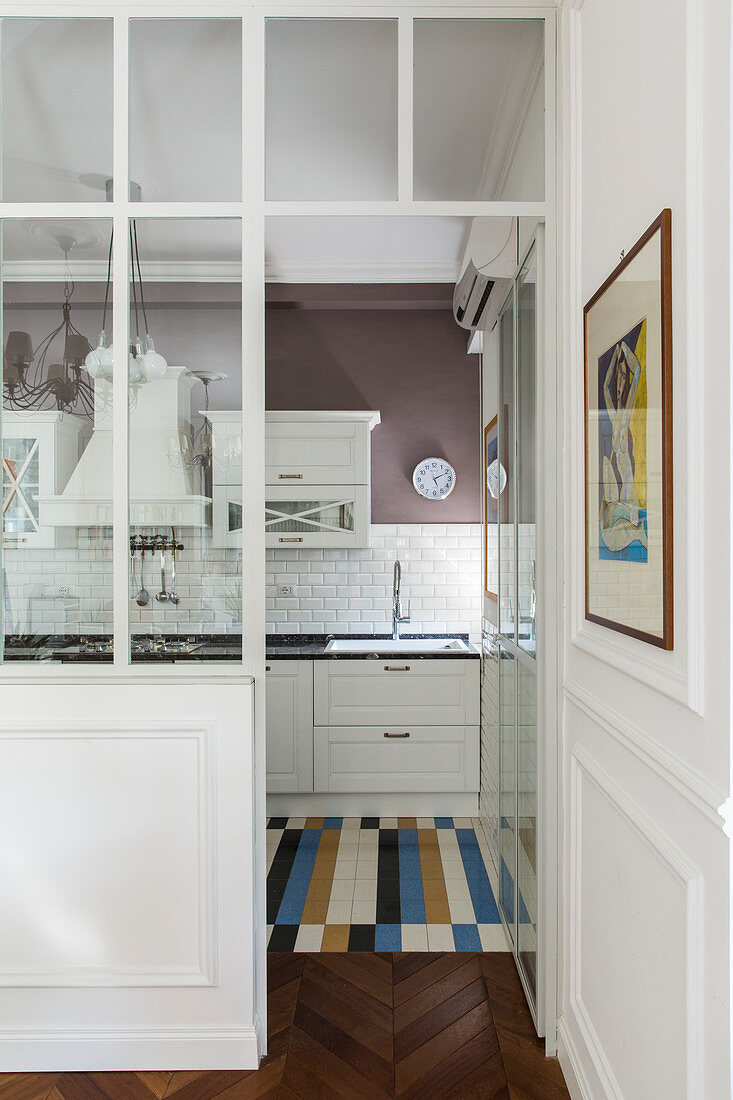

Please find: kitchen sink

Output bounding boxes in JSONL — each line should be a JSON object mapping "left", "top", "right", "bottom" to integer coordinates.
{"left": 324, "top": 637, "right": 471, "bottom": 654}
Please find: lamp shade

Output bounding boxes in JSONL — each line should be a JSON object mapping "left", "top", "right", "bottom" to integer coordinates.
{"left": 4, "top": 331, "right": 33, "bottom": 368}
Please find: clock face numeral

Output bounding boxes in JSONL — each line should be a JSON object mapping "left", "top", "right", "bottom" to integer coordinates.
{"left": 412, "top": 458, "right": 456, "bottom": 500}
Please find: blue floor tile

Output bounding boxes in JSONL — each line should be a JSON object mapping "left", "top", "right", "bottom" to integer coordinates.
{"left": 452, "top": 924, "right": 482, "bottom": 950}
{"left": 323, "top": 817, "right": 343, "bottom": 829}
{"left": 375, "top": 924, "right": 402, "bottom": 951}
{"left": 275, "top": 828, "right": 321, "bottom": 925}
{"left": 399, "top": 829, "right": 426, "bottom": 923}
{"left": 434, "top": 817, "right": 454, "bottom": 828}
{"left": 457, "top": 828, "right": 500, "bottom": 923}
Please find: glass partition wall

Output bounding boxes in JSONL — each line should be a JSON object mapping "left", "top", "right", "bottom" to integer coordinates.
{"left": 0, "top": 4, "right": 554, "bottom": 1048}
{"left": 496, "top": 240, "right": 539, "bottom": 1013}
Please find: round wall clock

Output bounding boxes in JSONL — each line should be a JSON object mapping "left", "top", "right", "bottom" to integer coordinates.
{"left": 412, "top": 458, "right": 457, "bottom": 500}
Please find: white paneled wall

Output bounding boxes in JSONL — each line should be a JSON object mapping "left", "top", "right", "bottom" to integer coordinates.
{"left": 478, "top": 625, "right": 500, "bottom": 867}
{"left": 266, "top": 523, "right": 482, "bottom": 644}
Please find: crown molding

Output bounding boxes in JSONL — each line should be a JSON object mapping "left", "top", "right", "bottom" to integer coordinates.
{"left": 2, "top": 259, "right": 460, "bottom": 285}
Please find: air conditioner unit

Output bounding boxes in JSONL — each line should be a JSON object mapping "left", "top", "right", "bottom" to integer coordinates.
{"left": 453, "top": 217, "right": 518, "bottom": 331}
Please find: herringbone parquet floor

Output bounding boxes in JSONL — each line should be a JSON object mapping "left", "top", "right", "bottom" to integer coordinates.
{"left": 0, "top": 953, "right": 570, "bottom": 1100}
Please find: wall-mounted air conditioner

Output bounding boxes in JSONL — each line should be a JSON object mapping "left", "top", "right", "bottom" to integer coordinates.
{"left": 453, "top": 217, "right": 518, "bottom": 332}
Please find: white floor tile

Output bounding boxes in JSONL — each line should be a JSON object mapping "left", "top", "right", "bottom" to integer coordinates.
{"left": 295, "top": 924, "right": 324, "bottom": 952}
{"left": 442, "top": 859, "right": 469, "bottom": 880}
{"left": 453, "top": 817, "right": 475, "bottom": 828}
{"left": 341, "top": 817, "right": 361, "bottom": 830}
{"left": 380, "top": 817, "right": 398, "bottom": 828}
{"left": 353, "top": 879, "right": 377, "bottom": 901}
{"left": 329, "top": 879, "right": 356, "bottom": 901}
{"left": 427, "top": 924, "right": 455, "bottom": 951}
{"left": 326, "top": 898, "right": 353, "bottom": 924}
{"left": 287, "top": 818, "right": 306, "bottom": 829}
{"left": 448, "top": 899, "right": 477, "bottom": 924}
{"left": 337, "top": 840, "right": 359, "bottom": 856}
{"left": 416, "top": 817, "right": 434, "bottom": 828}
{"left": 478, "top": 924, "right": 511, "bottom": 951}
{"left": 401, "top": 924, "right": 429, "bottom": 950}
{"left": 333, "top": 860, "right": 357, "bottom": 879}
{"left": 355, "top": 859, "right": 378, "bottom": 878}
{"left": 351, "top": 899, "right": 377, "bottom": 924}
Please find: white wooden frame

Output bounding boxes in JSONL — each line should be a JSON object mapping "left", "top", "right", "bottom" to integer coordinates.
{"left": 0, "top": 0, "right": 559, "bottom": 1063}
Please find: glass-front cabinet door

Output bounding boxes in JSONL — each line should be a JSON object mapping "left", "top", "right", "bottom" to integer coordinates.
{"left": 494, "top": 237, "right": 540, "bottom": 1020}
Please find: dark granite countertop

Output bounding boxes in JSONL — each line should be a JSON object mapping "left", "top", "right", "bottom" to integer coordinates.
{"left": 3, "top": 633, "right": 478, "bottom": 662}
{"left": 265, "top": 633, "right": 479, "bottom": 660}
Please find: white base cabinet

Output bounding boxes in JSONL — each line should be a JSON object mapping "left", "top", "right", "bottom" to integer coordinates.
{"left": 265, "top": 661, "right": 314, "bottom": 793}
{"left": 312, "top": 659, "right": 480, "bottom": 794}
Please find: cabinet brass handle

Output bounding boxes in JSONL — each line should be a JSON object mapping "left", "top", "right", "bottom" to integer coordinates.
{"left": 384, "top": 731, "right": 410, "bottom": 738}
{"left": 384, "top": 665, "right": 410, "bottom": 672}
{"left": 278, "top": 473, "right": 303, "bottom": 479}
{"left": 265, "top": 665, "right": 271, "bottom": 672}
{"left": 278, "top": 537, "right": 303, "bottom": 543}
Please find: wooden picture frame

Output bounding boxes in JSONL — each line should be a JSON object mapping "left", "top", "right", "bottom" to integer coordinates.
{"left": 583, "top": 209, "right": 673, "bottom": 649}
{"left": 483, "top": 416, "right": 498, "bottom": 602}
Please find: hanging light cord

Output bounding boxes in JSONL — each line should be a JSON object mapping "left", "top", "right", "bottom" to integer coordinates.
{"left": 132, "top": 220, "right": 150, "bottom": 335}
{"left": 129, "top": 223, "right": 140, "bottom": 342}
{"left": 101, "top": 229, "right": 113, "bottom": 333}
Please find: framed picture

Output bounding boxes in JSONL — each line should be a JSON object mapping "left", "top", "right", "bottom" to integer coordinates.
{"left": 484, "top": 416, "right": 499, "bottom": 601}
{"left": 584, "top": 209, "right": 673, "bottom": 649}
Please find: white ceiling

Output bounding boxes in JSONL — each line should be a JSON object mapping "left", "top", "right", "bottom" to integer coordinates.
{"left": 1, "top": 16, "right": 542, "bottom": 280}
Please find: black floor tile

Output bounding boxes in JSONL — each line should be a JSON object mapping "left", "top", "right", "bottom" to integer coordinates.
{"left": 348, "top": 924, "right": 375, "bottom": 951}
{"left": 267, "top": 817, "right": 288, "bottom": 830}
{"left": 361, "top": 817, "right": 379, "bottom": 829}
{"left": 268, "top": 925, "right": 299, "bottom": 952}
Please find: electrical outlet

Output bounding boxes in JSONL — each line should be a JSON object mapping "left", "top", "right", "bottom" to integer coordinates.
{"left": 45, "top": 584, "right": 76, "bottom": 598}
{"left": 277, "top": 583, "right": 296, "bottom": 598}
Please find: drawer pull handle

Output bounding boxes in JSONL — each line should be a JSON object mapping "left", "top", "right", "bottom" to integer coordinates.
{"left": 278, "top": 473, "right": 303, "bottom": 479}
{"left": 384, "top": 665, "right": 410, "bottom": 672}
{"left": 265, "top": 665, "right": 271, "bottom": 672}
{"left": 384, "top": 731, "right": 410, "bottom": 738}
{"left": 278, "top": 537, "right": 303, "bottom": 543}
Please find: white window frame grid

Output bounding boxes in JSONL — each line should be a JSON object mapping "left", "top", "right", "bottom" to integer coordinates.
{"left": 0, "top": 0, "right": 559, "bottom": 1053}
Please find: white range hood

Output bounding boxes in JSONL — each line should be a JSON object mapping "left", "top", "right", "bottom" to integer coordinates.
{"left": 40, "top": 366, "right": 211, "bottom": 528}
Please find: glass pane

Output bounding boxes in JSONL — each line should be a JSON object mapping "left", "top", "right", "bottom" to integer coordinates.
{"left": 130, "top": 19, "right": 242, "bottom": 202}
{"left": 266, "top": 499, "right": 355, "bottom": 535}
{"left": 498, "top": 641, "right": 517, "bottom": 944}
{"left": 127, "top": 218, "right": 242, "bottom": 663}
{"left": 498, "top": 292, "right": 516, "bottom": 641}
{"left": 1, "top": 19, "right": 113, "bottom": 202}
{"left": 2, "top": 218, "right": 115, "bottom": 661}
{"left": 517, "top": 246, "right": 537, "bottom": 656}
{"left": 517, "top": 659, "right": 538, "bottom": 1004}
{"left": 413, "top": 19, "right": 544, "bottom": 201}
{"left": 266, "top": 19, "right": 398, "bottom": 200}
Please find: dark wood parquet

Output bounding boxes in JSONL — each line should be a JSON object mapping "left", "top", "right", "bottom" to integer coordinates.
{"left": 0, "top": 954, "right": 570, "bottom": 1100}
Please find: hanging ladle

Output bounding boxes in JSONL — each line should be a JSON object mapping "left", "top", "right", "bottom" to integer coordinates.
{"left": 155, "top": 546, "right": 170, "bottom": 603}
{"left": 136, "top": 546, "right": 150, "bottom": 607}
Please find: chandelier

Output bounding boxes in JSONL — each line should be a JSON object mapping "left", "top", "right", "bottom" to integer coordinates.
{"left": 3, "top": 235, "right": 95, "bottom": 416}
{"left": 3, "top": 221, "right": 168, "bottom": 419}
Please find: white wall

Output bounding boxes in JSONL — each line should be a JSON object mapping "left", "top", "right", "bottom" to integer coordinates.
{"left": 558, "top": 1, "right": 730, "bottom": 1097}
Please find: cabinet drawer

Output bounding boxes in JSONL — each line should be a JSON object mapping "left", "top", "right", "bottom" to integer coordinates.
{"left": 314, "top": 659, "right": 479, "bottom": 727}
{"left": 314, "top": 725, "right": 479, "bottom": 793}
{"left": 266, "top": 420, "right": 370, "bottom": 485}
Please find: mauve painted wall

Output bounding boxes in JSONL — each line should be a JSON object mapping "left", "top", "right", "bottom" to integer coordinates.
{"left": 266, "top": 291, "right": 480, "bottom": 523}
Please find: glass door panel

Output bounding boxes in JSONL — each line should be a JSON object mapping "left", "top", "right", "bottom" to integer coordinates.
{"left": 265, "top": 19, "right": 398, "bottom": 200}
{"left": 498, "top": 292, "right": 516, "bottom": 642}
{"left": 126, "top": 218, "right": 242, "bottom": 663}
{"left": 517, "top": 658, "right": 538, "bottom": 1006}
{"left": 1, "top": 18, "right": 113, "bottom": 202}
{"left": 517, "top": 246, "right": 537, "bottom": 656}
{"left": 413, "top": 19, "right": 545, "bottom": 201}
{"left": 1, "top": 218, "right": 114, "bottom": 661}
{"left": 498, "top": 641, "right": 517, "bottom": 945}
{"left": 129, "top": 19, "right": 242, "bottom": 202}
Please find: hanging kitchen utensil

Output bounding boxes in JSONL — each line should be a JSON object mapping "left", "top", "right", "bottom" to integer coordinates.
{"left": 155, "top": 546, "right": 170, "bottom": 603}
{"left": 136, "top": 546, "right": 150, "bottom": 607}
{"left": 169, "top": 536, "right": 180, "bottom": 605}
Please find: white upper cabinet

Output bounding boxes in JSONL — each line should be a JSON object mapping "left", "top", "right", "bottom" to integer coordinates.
{"left": 207, "top": 411, "right": 379, "bottom": 549}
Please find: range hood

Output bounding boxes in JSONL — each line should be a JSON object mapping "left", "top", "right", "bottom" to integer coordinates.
{"left": 40, "top": 366, "right": 211, "bottom": 528}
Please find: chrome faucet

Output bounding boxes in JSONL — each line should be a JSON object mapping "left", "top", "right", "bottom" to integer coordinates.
{"left": 392, "top": 559, "right": 411, "bottom": 639}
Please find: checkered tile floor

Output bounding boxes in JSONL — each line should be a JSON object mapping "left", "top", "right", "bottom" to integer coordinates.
{"left": 267, "top": 816, "right": 510, "bottom": 953}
